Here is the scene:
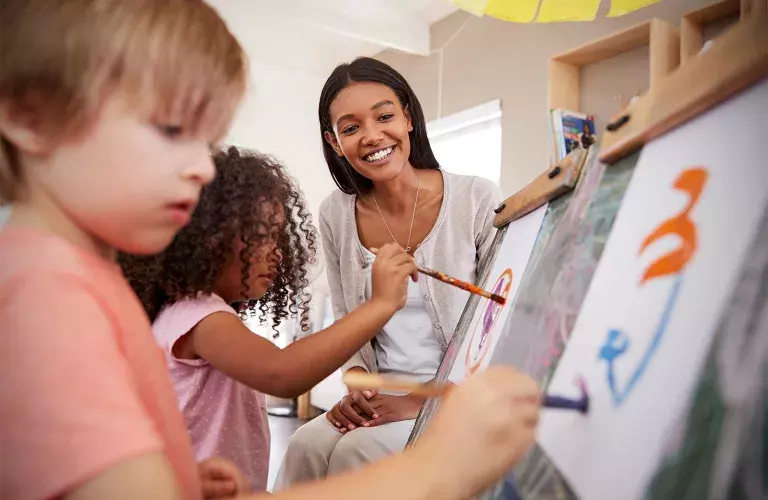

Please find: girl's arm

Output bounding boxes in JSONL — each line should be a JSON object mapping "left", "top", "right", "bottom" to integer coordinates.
{"left": 186, "top": 243, "right": 415, "bottom": 398}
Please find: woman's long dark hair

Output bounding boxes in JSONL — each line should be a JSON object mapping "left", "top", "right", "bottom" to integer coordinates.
{"left": 318, "top": 57, "right": 440, "bottom": 195}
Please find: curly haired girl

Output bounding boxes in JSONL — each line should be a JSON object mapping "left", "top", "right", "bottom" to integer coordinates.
{"left": 119, "top": 146, "right": 417, "bottom": 493}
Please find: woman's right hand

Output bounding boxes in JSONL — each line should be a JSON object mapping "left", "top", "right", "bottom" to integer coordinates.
{"left": 370, "top": 243, "right": 417, "bottom": 312}
{"left": 414, "top": 367, "right": 541, "bottom": 499}
{"left": 325, "top": 366, "right": 379, "bottom": 434}
{"left": 326, "top": 377, "right": 379, "bottom": 432}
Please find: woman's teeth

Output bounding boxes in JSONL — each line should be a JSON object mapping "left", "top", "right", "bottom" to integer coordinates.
{"left": 364, "top": 146, "right": 394, "bottom": 162}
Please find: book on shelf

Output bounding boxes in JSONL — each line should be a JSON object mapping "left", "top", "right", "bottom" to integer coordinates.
{"left": 548, "top": 109, "right": 596, "bottom": 163}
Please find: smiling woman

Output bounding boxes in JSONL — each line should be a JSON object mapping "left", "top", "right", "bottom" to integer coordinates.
{"left": 274, "top": 57, "right": 503, "bottom": 489}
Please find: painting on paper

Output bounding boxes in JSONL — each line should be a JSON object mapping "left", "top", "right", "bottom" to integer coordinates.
{"left": 449, "top": 204, "right": 547, "bottom": 382}
{"left": 537, "top": 80, "right": 768, "bottom": 500}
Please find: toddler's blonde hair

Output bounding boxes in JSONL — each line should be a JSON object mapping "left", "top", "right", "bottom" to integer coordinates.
{"left": 0, "top": 0, "right": 248, "bottom": 202}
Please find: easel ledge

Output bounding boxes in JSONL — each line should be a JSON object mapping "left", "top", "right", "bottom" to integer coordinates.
{"left": 493, "top": 148, "right": 588, "bottom": 228}
{"left": 599, "top": 7, "right": 768, "bottom": 164}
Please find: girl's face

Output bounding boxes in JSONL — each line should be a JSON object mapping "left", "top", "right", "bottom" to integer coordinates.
{"left": 325, "top": 82, "right": 413, "bottom": 185}
{"left": 215, "top": 200, "right": 284, "bottom": 303}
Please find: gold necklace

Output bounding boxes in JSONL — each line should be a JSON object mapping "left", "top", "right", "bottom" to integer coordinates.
{"left": 371, "top": 172, "right": 420, "bottom": 253}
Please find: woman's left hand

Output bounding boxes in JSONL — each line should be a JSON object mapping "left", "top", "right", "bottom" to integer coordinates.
{"left": 366, "top": 393, "right": 426, "bottom": 426}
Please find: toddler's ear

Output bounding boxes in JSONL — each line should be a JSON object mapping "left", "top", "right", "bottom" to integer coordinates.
{"left": 0, "top": 93, "right": 53, "bottom": 155}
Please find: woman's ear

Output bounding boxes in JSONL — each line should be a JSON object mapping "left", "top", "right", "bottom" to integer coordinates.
{"left": 404, "top": 105, "right": 413, "bottom": 133}
{"left": 323, "top": 130, "right": 344, "bottom": 157}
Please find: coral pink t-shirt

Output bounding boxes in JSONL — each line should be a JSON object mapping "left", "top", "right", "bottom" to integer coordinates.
{"left": 153, "top": 294, "right": 271, "bottom": 491}
{"left": 0, "top": 227, "right": 201, "bottom": 500}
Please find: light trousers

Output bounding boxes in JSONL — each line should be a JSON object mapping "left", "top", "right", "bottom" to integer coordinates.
{"left": 273, "top": 412, "right": 414, "bottom": 491}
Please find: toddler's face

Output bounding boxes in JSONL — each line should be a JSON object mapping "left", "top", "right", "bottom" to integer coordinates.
{"left": 30, "top": 93, "right": 216, "bottom": 255}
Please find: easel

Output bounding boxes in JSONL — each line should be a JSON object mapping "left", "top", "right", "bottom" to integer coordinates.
{"left": 408, "top": 147, "right": 592, "bottom": 444}
{"left": 408, "top": 3, "right": 768, "bottom": 499}
{"left": 501, "top": 7, "right": 767, "bottom": 499}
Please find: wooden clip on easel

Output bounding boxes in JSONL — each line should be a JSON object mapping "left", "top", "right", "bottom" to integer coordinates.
{"left": 493, "top": 148, "right": 588, "bottom": 229}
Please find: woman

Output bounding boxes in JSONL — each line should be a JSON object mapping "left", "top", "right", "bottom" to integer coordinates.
{"left": 580, "top": 122, "right": 595, "bottom": 149}
{"left": 274, "top": 57, "right": 501, "bottom": 488}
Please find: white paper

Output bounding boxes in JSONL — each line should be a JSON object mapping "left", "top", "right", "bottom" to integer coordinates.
{"left": 537, "top": 80, "right": 768, "bottom": 500}
{"left": 449, "top": 203, "right": 548, "bottom": 382}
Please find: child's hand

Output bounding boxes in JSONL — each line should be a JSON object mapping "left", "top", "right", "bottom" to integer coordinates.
{"left": 198, "top": 456, "right": 249, "bottom": 499}
{"left": 414, "top": 367, "right": 541, "bottom": 498}
{"left": 370, "top": 243, "right": 417, "bottom": 312}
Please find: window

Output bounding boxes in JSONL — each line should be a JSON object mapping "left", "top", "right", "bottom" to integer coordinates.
{"left": 427, "top": 99, "right": 502, "bottom": 186}
{"left": 0, "top": 205, "right": 11, "bottom": 228}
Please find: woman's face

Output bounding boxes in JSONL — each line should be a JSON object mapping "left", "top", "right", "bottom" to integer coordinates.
{"left": 325, "top": 82, "right": 413, "bottom": 185}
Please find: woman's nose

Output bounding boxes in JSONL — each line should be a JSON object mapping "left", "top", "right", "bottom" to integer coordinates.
{"left": 361, "top": 125, "right": 384, "bottom": 146}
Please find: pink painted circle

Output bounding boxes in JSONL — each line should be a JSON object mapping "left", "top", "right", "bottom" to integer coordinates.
{"left": 465, "top": 269, "right": 513, "bottom": 375}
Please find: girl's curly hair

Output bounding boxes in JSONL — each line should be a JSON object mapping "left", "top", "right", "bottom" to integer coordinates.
{"left": 119, "top": 146, "right": 317, "bottom": 334}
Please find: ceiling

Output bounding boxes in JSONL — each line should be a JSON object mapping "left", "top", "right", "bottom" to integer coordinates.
{"left": 207, "top": 0, "right": 458, "bottom": 75}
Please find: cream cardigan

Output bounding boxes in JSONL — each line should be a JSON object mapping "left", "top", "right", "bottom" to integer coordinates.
{"left": 318, "top": 170, "right": 502, "bottom": 374}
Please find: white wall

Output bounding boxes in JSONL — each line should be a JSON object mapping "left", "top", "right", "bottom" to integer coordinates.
{"left": 226, "top": 62, "right": 337, "bottom": 221}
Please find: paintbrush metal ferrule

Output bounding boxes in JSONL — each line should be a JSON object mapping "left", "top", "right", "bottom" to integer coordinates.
{"left": 542, "top": 378, "right": 590, "bottom": 413}
{"left": 543, "top": 394, "right": 589, "bottom": 413}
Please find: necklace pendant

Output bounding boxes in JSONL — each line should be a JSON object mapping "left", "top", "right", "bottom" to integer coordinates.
{"left": 406, "top": 246, "right": 412, "bottom": 252}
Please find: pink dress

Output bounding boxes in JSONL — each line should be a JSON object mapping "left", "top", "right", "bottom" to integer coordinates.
{"left": 153, "top": 293, "right": 271, "bottom": 491}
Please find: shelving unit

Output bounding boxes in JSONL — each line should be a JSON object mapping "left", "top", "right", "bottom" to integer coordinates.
{"left": 548, "top": 18, "right": 680, "bottom": 113}
{"left": 680, "top": 0, "right": 741, "bottom": 64}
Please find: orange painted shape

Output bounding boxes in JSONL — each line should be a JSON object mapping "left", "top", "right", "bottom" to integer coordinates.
{"left": 465, "top": 269, "right": 513, "bottom": 375}
{"left": 638, "top": 167, "right": 708, "bottom": 283}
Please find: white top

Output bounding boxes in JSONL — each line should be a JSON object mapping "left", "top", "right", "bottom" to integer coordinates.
{"left": 319, "top": 170, "right": 502, "bottom": 374}
{"left": 362, "top": 248, "right": 442, "bottom": 384}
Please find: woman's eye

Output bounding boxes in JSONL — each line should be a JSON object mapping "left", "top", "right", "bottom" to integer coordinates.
{"left": 379, "top": 113, "right": 394, "bottom": 121}
{"left": 341, "top": 125, "right": 358, "bottom": 135}
{"left": 155, "top": 124, "right": 183, "bottom": 139}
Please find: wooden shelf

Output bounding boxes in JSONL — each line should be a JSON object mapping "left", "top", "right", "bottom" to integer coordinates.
{"left": 681, "top": 0, "right": 741, "bottom": 64}
{"left": 548, "top": 18, "right": 680, "bottom": 112}
{"left": 599, "top": 12, "right": 768, "bottom": 164}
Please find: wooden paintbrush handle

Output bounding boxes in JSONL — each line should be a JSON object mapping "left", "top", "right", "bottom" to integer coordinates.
{"left": 342, "top": 371, "right": 449, "bottom": 397}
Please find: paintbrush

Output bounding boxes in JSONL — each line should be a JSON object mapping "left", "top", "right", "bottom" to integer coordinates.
{"left": 417, "top": 266, "right": 506, "bottom": 305}
{"left": 342, "top": 371, "right": 589, "bottom": 414}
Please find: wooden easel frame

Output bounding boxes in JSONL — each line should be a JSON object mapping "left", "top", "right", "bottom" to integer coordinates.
{"left": 549, "top": 19, "right": 680, "bottom": 112}
{"left": 600, "top": 9, "right": 768, "bottom": 164}
{"left": 493, "top": 149, "right": 588, "bottom": 228}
